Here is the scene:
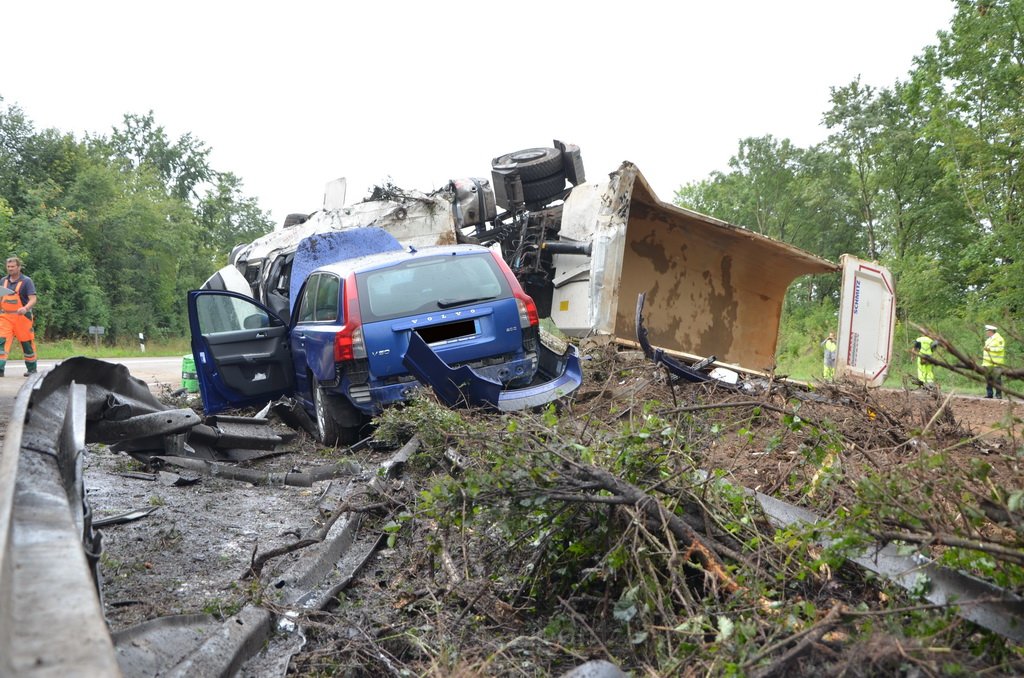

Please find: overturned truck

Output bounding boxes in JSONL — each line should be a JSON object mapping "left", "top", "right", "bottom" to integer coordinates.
{"left": 209, "top": 142, "right": 895, "bottom": 387}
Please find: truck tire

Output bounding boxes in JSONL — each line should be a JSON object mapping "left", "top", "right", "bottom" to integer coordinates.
{"left": 312, "top": 380, "right": 362, "bottom": 446}
{"left": 522, "top": 172, "right": 568, "bottom": 205}
{"left": 491, "top": 147, "right": 563, "bottom": 182}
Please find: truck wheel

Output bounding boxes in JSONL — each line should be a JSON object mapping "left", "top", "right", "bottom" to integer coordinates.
{"left": 522, "top": 172, "right": 568, "bottom": 205}
{"left": 312, "top": 380, "right": 363, "bottom": 446}
{"left": 492, "top": 147, "right": 563, "bottom": 182}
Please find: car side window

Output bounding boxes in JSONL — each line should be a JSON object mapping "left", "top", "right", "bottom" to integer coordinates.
{"left": 314, "top": 274, "right": 340, "bottom": 321}
{"left": 296, "top": 275, "right": 318, "bottom": 324}
{"left": 196, "top": 294, "right": 275, "bottom": 335}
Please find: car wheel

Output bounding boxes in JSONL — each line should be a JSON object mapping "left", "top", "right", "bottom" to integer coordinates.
{"left": 491, "top": 147, "right": 563, "bottom": 182}
{"left": 312, "top": 379, "right": 364, "bottom": 446}
{"left": 312, "top": 381, "right": 342, "bottom": 446}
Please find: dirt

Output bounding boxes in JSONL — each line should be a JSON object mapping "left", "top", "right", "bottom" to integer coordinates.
{"left": 84, "top": 350, "right": 1024, "bottom": 676}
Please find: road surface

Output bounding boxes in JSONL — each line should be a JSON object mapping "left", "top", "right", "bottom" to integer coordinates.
{"left": 0, "top": 356, "right": 187, "bottom": 450}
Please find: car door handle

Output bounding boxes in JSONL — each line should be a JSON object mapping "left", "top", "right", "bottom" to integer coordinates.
{"left": 255, "top": 331, "right": 267, "bottom": 338}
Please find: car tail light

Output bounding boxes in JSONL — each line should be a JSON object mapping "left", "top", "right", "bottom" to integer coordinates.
{"left": 334, "top": 273, "right": 367, "bottom": 361}
{"left": 491, "top": 251, "right": 539, "bottom": 329}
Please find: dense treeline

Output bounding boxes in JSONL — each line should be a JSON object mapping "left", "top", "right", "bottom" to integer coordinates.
{"left": 0, "top": 105, "right": 273, "bottom": 342}
{"left": 675, "top": 0, "right": 1022, "bottom": 367}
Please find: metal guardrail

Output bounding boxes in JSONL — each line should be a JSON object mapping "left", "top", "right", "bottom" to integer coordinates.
{"left": 0, "top": 368, "right": 121, "bottom": 676}
{"left": 0, "top": 360, "right": 408, "bottom": 676}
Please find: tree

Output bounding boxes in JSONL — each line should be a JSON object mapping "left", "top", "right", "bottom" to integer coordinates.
{"left": 911, "top": 0, "right": 1024, "bottom": 317}
{"left": 196, "top": 171, "right": 273, "bottom": 268}
{"left": 7, "top": 183, "right": 105, "bottom": 338}
{"left": 823, "top": 78, "right": 884, "bottom": 260}
{"left": 103, "top": 111, "right": 213, "bottom": 203}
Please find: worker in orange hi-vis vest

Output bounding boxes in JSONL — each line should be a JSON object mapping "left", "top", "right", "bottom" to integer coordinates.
{"left": 0, "top": 256, "right": 39, "bottom": 377}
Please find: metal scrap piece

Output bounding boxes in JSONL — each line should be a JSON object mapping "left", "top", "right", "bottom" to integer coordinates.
{"left": 749, "top": 482, "right": 1024, "bottom": 642}
{"left": 93, "top": 507, "right": 161, "bottom": 528}
{"left": 203, "top": 415, "right": 287, "bottom": 450}
{"left": 636, "top": 292, "right": 736, "bottom": 388}
{"left": 154, "top": 456, "right": 312, "bottom": 487}
{"left": 88, "top": 409, "right": 199, "bottom": 443}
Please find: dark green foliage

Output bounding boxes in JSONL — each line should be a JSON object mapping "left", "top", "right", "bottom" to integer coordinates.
{"left": 0, "top": 97, "right": 273, "bottom": 341}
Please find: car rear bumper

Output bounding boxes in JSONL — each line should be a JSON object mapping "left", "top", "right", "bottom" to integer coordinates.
{"left": 402, "top": 333, "right": 582, "bottom": 411}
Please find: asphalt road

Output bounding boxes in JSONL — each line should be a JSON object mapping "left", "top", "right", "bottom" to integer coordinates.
{"left": 0, "top": 356, "right": 188, "bottom": 449}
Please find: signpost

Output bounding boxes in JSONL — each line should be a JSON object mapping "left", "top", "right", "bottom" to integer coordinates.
{"left": 88, "top": 325, "right": 104, "bottom": 350}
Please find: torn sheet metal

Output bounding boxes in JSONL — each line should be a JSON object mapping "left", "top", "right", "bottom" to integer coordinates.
{"left": 24, "top": 357, "right": 286, "bottom": 462}
{"left": 751, "top": 485, "right": 1024, "bottom": 642}
{"left": 88, "top": 408, "right": 200, "bottom": 443}
{"left": 203, "top": 415, "right": 292, "bottom": 449}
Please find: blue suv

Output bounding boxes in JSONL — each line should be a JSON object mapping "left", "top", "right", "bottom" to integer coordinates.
{"left": 188, "top": 230, "right": 582, "bottom": 444}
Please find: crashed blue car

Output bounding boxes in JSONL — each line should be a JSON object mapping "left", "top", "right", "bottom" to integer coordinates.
{"left": 189, "top": 228, "right": 582, "bottom": 444}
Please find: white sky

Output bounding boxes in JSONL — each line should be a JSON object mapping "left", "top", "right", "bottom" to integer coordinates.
{"left": 3, "top": 1, "right": 954, "bottom": 228}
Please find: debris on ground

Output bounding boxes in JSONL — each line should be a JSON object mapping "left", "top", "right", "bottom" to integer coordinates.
{"left": 85, "top": 345, "right": 1024, "bottom": 676}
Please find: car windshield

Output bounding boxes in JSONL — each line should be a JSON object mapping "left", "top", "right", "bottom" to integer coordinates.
{"left": 358, "top": 253, "right": 509, "bottom": 321}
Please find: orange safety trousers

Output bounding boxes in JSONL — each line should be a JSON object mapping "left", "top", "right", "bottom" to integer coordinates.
{"left": 0, "top": 279, "right": 37, "bottom": 374}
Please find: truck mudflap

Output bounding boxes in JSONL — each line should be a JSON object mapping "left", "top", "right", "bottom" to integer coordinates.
{"left": 402, "top": 333, "right": 583, "bottom": 411}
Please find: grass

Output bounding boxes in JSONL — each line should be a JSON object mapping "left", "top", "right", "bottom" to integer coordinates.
{"left": 776, "top": 338, "right": 995, "bottom": 397}
{"left": 27, "top": 337, "right": 192, "bottom": 360}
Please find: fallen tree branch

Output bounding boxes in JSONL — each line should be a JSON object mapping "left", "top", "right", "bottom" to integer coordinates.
{"left": 553, "top": 460, "right": 742, "bottom": 596}
{"left": 748, "top": 603, "right": 845, "bottom": 678}
{"left": 242, "top": 498, "right": 389, "bottom": 579}
{"left": 439, "top": 538, "right": 520, "bottom": 627}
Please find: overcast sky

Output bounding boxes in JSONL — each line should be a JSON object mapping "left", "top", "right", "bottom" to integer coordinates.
{"left": 3, "top": 1, "right": 954, "bottom": 227}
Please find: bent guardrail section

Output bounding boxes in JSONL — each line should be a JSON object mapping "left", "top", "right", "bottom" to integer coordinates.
{"left": 0, "top": 360, "right": 415, "bottom": 676}
{"left": 0, "top": 370, "right": 121, "bottom": 676}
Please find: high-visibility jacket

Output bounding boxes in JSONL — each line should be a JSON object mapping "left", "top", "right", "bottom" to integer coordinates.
{"left": 915, "top": 336, "right": 935, "bottom": 356}
{"left": 983, "top": 332, "right": 1005, "bottom": 367}
{"left": 822, "top": 338, "right": 837, "bottom": 367}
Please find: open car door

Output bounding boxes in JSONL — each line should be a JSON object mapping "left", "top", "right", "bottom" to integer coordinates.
{"left": 187, "top": 290, "right": 296, "bottom": 413}
{"left": 835, "top": 255, "right": 895, "bottom": 387}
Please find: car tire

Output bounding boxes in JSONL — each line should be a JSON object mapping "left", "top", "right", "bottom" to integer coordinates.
{"left": 312, "top": 380, "right": 363, "bottom": 446}
{"left": 491, "top": 147, "right": 563, "bottom": 182}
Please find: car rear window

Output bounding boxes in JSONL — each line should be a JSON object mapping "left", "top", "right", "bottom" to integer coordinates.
{"left": 358, "top": 253, "right": 510, "bottom": 321}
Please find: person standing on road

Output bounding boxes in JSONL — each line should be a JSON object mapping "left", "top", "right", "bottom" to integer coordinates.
{"left": 821, "top": 332, "right": 838, "bottom": 381}
{"left": 0, "top": 256, "right": 38, "bottom": 377}
{"left": 912, "top": 335, "right": 937, "bottom": 386}
{"left": 983, "top": 324, "right": 1005, "bottom": 399}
